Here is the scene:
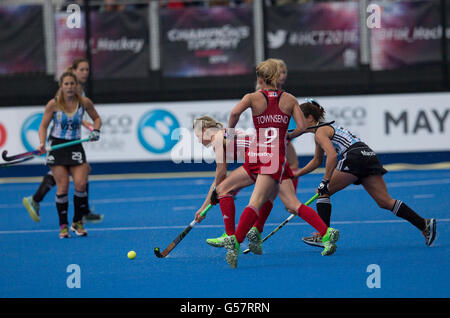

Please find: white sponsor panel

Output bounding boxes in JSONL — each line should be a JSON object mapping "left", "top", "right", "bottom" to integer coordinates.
{"left": 371, "top": 94, "right": 450, "bottom": 152}
{"left": 0, "top": 92, "right": 448, "bottom": 165}
{"left": 0, "top": 100, "right": 252, "bottom": 164}
{"left": 0, "top": 107, "right": 45, "bottom": 163}
{"left": 300, "top": 92, "right": 450, "bottom": 154}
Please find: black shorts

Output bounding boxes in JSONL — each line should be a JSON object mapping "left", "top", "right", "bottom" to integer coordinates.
{"left": 46, "top": 137, "right": 87, "bottom": 167}
{"left": 336, "top": 142, "right": 387, "bottom": 185}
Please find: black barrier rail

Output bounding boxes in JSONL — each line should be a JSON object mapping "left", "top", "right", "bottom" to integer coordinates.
{"left": 441, "top": 0, "right": 449, "bottom": 88}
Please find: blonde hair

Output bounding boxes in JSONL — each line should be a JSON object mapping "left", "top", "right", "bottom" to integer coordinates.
{"left": 255, "top": 58, "right": 287, "bottom": 91}
{"left": 256, "top": 58, "right": 280, "bottom": 88}
{"left": 55, "top": 72, "right": 82, "bottom": 112}
{"left": 193, "top": 115, "right": 224, "bottom": 133}
{"left": 255, "top": 58, "right": 287, "bottom": 90}
{"left": 273, "top": 58, "right": 287, "bottom": 74}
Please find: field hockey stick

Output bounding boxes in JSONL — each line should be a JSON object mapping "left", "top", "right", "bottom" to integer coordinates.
{"left": 243, "top": 193, "right": 319, "bottom": 254}
{"left": 288, "top": 120, "right": 335, "bottom": 134}
{"left": 154, "top": 204, "right": 213, "bottom": 258}
{"left": 2, "top": 137, "right": 91, "bottom": 161}
{"left": 0, "top": 156, "right": 34, "bottom": 168}
{"left": 307, "top": 120, "right": 335, "bottom": 130}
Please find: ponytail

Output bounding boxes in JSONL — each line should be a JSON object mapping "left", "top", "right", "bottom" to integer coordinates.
{"left": 256, "top": 59, "right": 280, "bottom": 88}
{"left": 193, "top": 115, "right": 224, "bottom": 133}
{"left": 299, "top": 98, "right": 326, "bottom": 122}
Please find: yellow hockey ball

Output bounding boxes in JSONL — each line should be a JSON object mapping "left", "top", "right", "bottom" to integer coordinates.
{"left": 127, "top": 250, "right": 136, "bottom": 260}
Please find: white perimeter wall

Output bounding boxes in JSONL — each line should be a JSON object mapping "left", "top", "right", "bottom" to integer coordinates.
{"left": 0, "top": 92, "right": 449, "bottom": 164}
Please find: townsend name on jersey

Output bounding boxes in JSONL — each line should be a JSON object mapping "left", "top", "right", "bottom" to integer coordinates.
{"left": 255, "top": 114, "right": 289, "bottom": 125}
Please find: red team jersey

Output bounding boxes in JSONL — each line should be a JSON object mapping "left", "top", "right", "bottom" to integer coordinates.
{"left": 242, "top": 89, "right": 292, "bottom": 182}
{"left": 223, "top": 128, "right": 255, "bottom": 163}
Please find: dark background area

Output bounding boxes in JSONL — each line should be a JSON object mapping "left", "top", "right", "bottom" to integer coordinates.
{"left": 0, "top": 62, "right": 447, "bottom": 107}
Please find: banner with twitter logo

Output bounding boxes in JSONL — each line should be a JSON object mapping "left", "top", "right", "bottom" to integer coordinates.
{"left": 266, "top": 2, "right": 359, "bottom": 71}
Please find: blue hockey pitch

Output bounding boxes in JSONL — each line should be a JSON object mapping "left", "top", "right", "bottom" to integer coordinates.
{"left": 0, "top": 169, "right": 449, "bottom": 298}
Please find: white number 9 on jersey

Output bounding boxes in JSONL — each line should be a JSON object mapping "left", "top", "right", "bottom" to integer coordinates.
{"left": 263, "top": 127, "right": 278, "bottom": 145}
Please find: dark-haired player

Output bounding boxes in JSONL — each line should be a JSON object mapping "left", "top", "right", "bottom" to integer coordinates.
{"left": 296, "top": 99, "right": 436, "bottom": 247}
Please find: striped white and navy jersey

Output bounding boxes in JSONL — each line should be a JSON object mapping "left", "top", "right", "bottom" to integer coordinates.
{"left": 50, "top": 104, "right": 85, "bottom": 140}
{"left": 330, "top": 123, "right": 361, "bottom": 156}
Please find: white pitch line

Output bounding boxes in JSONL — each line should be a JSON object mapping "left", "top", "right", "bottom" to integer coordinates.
{"left": 413, "top": 194, "right": 435, "bottom": 199}
{"left": 1, "top": 161, "right": 450, "bottom": 184}
{"left": 1, "top": 177, "right": 450, "bottom": 210}
{"left": 173, "top": 206, "right": 197, "bottom": 211}
{"left": 0, "top": 218, "right": 449, "bottom": 235}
